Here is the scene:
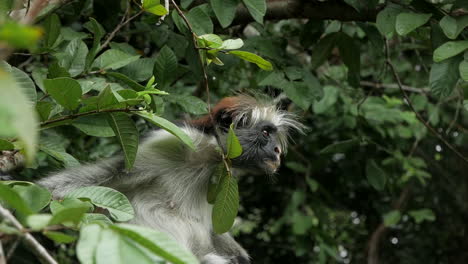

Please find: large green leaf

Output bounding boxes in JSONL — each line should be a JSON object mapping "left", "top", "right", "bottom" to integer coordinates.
{"left": 433, "top": 41, "right": 468, "bottom": 62}
{"left": 0, "top": 183, "right": 33, "bottom": 215}
{"left": 56, "top": 39, "right": 89, "bottom": 77}
{"left": 186, "top": 6, "right": 213, "bottom": 35}
{"left": 376, "top": 4, "right": 403, "bottom": 37}
{"left": 439, "top": 15, "right": 468, "bottom": 40}
{"left": 107, "top": 113, "right": 139, "bottom": 169}
{"left": 313, "top": 85, "right": 339, "bottom": 114}
{"left": 73, "top": 114, "right": 116, "bottom": 137}
{"left": 77, "top": 224, "right": 103, "bottom": 264}
{"left": 336, "top": 32, "right": 360, "bottom": 87}
{"left": 0, "top": 61, "right": 37, "bottom": 103}
{"left": 111, "top": 223, "right": 199, "bottom": 264}
{"left": 429, "top": 56, "right": 462, "bottom": 98}
{"left": 142, "top": 0, "right": 168, "bottom": 16}
{"left": 460, "top": 59, "right": 468, "bottom": 81}
{"left": 383, "top": 210, "right": 401, "bottom": 227}
{"left": 118, "top": 58, "right": 157, "bottom": 82}
{"left": 153, "top": 46, "right": 178, "bottom": 90}
{"left": 366, "top": 159, "right": 386, "bottom": 191}
{"left": 211, "top": 0, "right": 239, "bottom": 28}
{"left": 395, "top": 13, "right": 432, "bottom": 36}
{"left": 12, "top": 184, "right": 51, "bottom": 213}
{"left": 137, "top": 111, "right": 195, "bottom": 150}
{"left": 42, "top": 14, "right": 61, "bottom": 48}
{"left": 310, "top": 33, "right": 338, "bottom": 69}
{"left": 0, "top": 70, "right": 38, "bottom": 162}
{"left": 227, "top": 124, "right": 242, "bottom": 159}
{"left": 212, "top": 174, "right": 239, "bottom": 234}
{"left": 84, "top": 18, "right": 106, "bottom": 69}
{"left": 241, "top": 0, "right": 266, "bottom": 24}
{"left": 93, "top": 49, "right": 140, "bottom": 70}
{"left": 65, "top": 186, "right": 135, "bottom": 222}
{"left": 229, "top": 50, "right": 273, "bottom": 71}
{"left": 44, "top": 77, "right": 82, "bottom": 110}
{"left": 39, "top": 139, "right": 81, "bottom": 168}
{"left": 167, "top": 95, "right": 208, "bottom": 115}
{"left": 48, "top": 203, "right": 90, "bottom": 225}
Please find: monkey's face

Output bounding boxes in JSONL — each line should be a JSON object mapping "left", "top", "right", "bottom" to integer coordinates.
{"left": 231, "top": 121, "right": 282, "bottom": 175}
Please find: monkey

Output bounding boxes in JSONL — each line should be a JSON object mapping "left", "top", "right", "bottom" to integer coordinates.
{"left": 37, "top": 95, "right": 304, "bottom": 264}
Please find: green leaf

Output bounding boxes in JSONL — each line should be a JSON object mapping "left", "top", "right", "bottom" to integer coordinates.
{"left": 107, "top": 113, "right": 139, "bottom": 169}
{"left": 220, "top": 38, "right": 244, "bottom": 50}
{"left": 153, "top": 46, "right": 178, "bottom": 90}
{"left": 376, "top": 4, "right": 403, "bottom": 37}
{"left": 198, "top": 34, "right": 223, "bottom": 48}
{"left": 143, "top": 0, "right": 168, "bottom": 16}
{"left": 42, "top": 14, "right": 61, "bottom": 48}
{"left": 227, "top": 124, "right": 242, "bottom": 159}
{"left": 40, "top": 142, "right": 80, "bottom": 168}
{"left": 313, "top": 85, "right": 339, "bottom": 114}
{"left": 118, "top": 58, "right": 157, "bottom": 82}
{"left": 49, "top": 203, "right": 89, "bottom": 225}
{"left": 212, "top": 174, "right": 239, "bottom": 234}
{"left": 93, "top": 49, "right": 140, "bottom": 70}
{"left": 81, "top": 213, "right": 113, "bottom": 225}
{"left": 56, "top": 39, "right": 89, "bottom": 77}
{"left": 65, "top": 186, "right": 134, "bottom": 222}
{"left": 0, "top": 139, "right": 14, "bottom": 150}
{"left": 336, "top": 33, "right": 360, "bottom": 87}
{"left": 44, "top": 77, "right": 82, "bottom": 110}
{"left": 73, "top": 114, "right": 116, "bottom": 137}
{"left": 0, "top": 61, "right": 37, "bottom": 103}
{"left": 460, "top": 60, "right": 468, "bottom": 81}
{"left": 0, "top": 183, "right": 33, "bottom": 215}
{"left": 320, "top": 138, "right": 359, "bottom": 154}
{"left": 241, "top": 0, "right": 266, "bottom": 24}
{"left": 395, "top": 12, "right": 432, "bottom": 36}
{"left": 84, "top": 18, "right": 106, "bottom": 69}
{"left": 47, "top": 61, "right": 71, "bottom": 78}
{"left": 26, "top": 214, "right": 53, "bottom": 230}
{"left": 429, "top": 56, "right": 462, "bottom": 98}
{"left": 439, "top": 15, "right": 468, "bottom": 40}
{"left": 12, "top": 184, "right": 51, "bottom": 212}
{"left": 310, "top": 33, "right": 338, "bottom": 69}
{"left": 77, "top": 224, "right": 103, "bottom": 264}
{"left": 137, "top": 111, "right": 196, "bottom": 150}
{"left": 211, "top": 0, "right": 239, "bottom": 28}
{"left": 168, "top": 95, "right": 208, "bottom": 115}
{"left": 44, "top": 231, "right": 77, "bottom": 243}
{"left": 106, "top": 72, "right": 146, "bottom": 91}
{"left": 0, "top": 70, "right": 38, "bottom": 163}
{"left": 408, "top": 209, "right": 436, "bottom": 224}
{"left": 207, "top": 163, "right": 226, "bottom": 204}
{"left": 0, "top": 22, "right": 42, "bottom": 49}
{"left": 229, "top": 50, "right": 273, "bottom": 71}
{"left": 366, "top": 159, "right": 386, "bottom": 191}
{"left": 110, "top": 224, "right": 199, "bottom": 264}
{"left": 186, "top": 6, "right": 213, "bottom": 35}
{"left": 383, "top": 210, "right": 401, "bottom": 227}
{"left": 433, "top": 41, "right": 468, "bottom": 62}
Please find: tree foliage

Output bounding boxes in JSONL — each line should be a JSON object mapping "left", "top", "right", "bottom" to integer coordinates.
{"left": 1, "top": 0, "right": 468, "bottom": 263}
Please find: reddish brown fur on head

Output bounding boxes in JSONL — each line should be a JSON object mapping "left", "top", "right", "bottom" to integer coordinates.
{"left": 189, "top": 96, "right": 242, "bottom": 132}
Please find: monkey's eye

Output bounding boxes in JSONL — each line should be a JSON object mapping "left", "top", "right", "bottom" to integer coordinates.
{"left": 262, "top": 130, "right": 269, "bottom": 137}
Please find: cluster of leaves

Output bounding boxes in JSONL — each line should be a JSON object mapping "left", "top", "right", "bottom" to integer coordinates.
{"left": 0, "top": 181, "right": 198, "bottom": 264}
{"left": 1, "top": 0, "right": 468, "bottom": 263}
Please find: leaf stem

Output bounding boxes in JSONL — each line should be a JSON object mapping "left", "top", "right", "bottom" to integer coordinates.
{"left": 40, "top": 108, "right": 143, "bottom": 127}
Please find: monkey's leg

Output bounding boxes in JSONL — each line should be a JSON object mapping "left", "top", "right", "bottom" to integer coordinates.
{"left": 211, "top": 233, "right": 250, "bottom": 264}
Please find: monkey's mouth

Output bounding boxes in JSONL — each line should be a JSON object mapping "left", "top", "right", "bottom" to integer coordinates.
{"left": 263, "top": 159, "right": 280, "bottom": 173}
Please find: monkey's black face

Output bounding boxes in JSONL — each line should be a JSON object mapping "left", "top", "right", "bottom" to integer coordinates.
{"left": 231, "top": 121, "right": 282, "bottom": 175}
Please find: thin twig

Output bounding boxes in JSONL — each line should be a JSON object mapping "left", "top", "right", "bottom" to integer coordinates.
{"left": 40, "top": 108, "right": 143, "bottom": 127}
{"left": 6, "top": 238, "right": 20, "bottom": 260}
{"left": 446, "top": 88, "right": 462, "bottom": 135}
{"left": 384, "top": 40, "right": 468, "bottom": 164}
{"left": 100, "top": 9, "right": 144, "bottom": 50}
{"left": 0, "top": 205, "right": 58, "bottom": 264}
{"left": 170, "top": 0, "right": 231, "bottom": 171}
{"left": 360, "top": 81, "right": 428, "bottom": 94}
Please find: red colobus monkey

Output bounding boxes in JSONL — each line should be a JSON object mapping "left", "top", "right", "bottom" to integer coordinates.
{"left": 38, "top": 95, "right": 304, "bottom": 264}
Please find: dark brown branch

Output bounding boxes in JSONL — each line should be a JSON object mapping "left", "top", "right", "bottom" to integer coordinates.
{"left": 0, "top": 205, "right": 58, "bottom": 264}
{"left": 191, "top": 0, "right": 381, "bottom": 26}
{"left": 384, "top": 40, "right": 468, "bottom": 164}
{"left": 101, "top": 9, "right": 144, "bottom": 50}
{"left": 40, "top": 108, "right": 143, "bottom": 127}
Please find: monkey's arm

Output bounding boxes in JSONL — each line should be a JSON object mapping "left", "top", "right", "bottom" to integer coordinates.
{"left": 36, "top": 157, "right": 123, "bottom": 198}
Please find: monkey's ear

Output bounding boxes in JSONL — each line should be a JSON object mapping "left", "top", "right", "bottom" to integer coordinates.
{"left": 214, "top": 109, "right": 233, "bottom": 131}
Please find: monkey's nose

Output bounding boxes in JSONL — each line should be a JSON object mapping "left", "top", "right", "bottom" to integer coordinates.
{"left": 274, "top": 146, "right": 281, "bottom": 155}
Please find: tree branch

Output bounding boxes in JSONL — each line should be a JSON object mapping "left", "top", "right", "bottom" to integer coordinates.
{"left": 0, "top": 205, "right": 58, "bottom": 264}
{"left": 40, "top": 108, "right": 143, "bottom": 127}
{"left": 384, "top": 40, "right": 468, "bottom": 164}
{"left": 101, "top": 9, "right": 144, "bottom": 51}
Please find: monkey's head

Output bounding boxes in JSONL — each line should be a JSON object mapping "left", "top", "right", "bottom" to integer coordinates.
{"left": 192, "top": 95, "right": 305, "bottom": 175}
